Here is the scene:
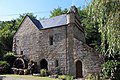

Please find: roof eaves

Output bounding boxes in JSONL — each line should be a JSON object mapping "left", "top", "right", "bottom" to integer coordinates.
{"left": 40, "top": 24, "right": 68, "bottom": 30}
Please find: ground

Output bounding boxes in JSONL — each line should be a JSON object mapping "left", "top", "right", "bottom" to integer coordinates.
{"left": 0, "top": 75, "right": 58, "bottom": 80}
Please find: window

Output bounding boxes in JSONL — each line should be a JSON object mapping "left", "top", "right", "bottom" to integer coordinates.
{"left": 49, "top": 36, "right": 53, "bottom": 45}
{"left": 20, "top": 51, "right": 23, "bottom": 55}
{"left": 55, "top": 60, "right": 59, "bottom": 67}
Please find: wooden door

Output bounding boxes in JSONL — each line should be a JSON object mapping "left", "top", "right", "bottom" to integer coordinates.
{"left": 76, "top": 60, "right": 83, "bottom": 78}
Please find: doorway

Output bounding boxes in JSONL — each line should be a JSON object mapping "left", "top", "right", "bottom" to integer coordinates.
{"left": 40, "top": 59, "right": 48, "bottom": 70}
{"left": 76, "top": 60, "right": 83, "bottom": 78}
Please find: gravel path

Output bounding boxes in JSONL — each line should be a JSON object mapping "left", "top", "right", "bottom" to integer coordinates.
{"left": 0, "top": 75, "right": 84, "bottom": 80}
{"left": 0, "top": 75, "right": 58, "bottom": 80}
{"left": 0, "top": 76, "right": 26, "bottom": 80}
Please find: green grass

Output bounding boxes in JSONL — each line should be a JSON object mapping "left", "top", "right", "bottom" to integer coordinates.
{"left": 0, "top": 74, "right": 59, "bottom": 80}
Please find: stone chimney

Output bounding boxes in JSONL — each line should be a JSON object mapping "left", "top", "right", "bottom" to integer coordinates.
{"left": 70, "top": 6, "right": 78, "bottom": 13}
{"left": 67, "top": 6, "right": 85, "bottom": 42}
{"left": 67, "top": 6, "right": 79, "bottom": 24}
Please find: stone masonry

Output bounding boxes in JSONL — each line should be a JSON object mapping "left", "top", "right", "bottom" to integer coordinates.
{"left": 12, "top": 6, "right": 104, "bottom": 78}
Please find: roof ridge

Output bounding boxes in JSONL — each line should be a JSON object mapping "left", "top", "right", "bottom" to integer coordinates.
{"left": 27, "top": 14, "right": 67, "bottom": 29}
{"left": 40, "top": 14, "right": 67, "bottom": 29}
{"left": 40, "top": 14, "right": 67, "bottom": 21}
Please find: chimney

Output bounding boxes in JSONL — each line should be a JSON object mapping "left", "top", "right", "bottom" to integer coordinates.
{"left": 70, "top": 6, "right": 78, "bottom": 13}
{"left": 67, "top": 6, "right": 79, "bottom": 24}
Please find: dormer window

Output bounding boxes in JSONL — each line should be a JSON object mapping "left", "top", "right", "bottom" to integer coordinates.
{"left": 49, "top": 36, "right": 53, "bottom": 45}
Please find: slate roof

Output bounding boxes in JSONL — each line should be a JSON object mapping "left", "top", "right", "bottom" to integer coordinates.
{"left": 28, "top": 14, "right": 67, "bottom": 29}
{"left": 40, "top": 14, "right": 67, "bottom": 29}
{"left": 28, "top": 16, "right": 43, "bottom": 29}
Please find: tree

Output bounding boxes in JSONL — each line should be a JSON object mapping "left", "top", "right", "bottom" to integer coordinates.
{"left": 0, "top": 20, "right": 16, "bottom": 58}
{"left": 88, "top": 0, "right": 120, "bottom": 79}
{"left": 80, "top": 6, "right": 101, "bottom": 50}
{"left": 91, "top": 0, "right": 119, "bottom": 57}
{"left": 50, "top": 7, "right": 68, "bottom": 17}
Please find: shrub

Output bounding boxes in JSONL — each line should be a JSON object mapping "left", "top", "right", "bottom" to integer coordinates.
{"left": 86, "top": 73, "right": 95, "bottom": 80}
{"left": 0, "top": 61, "right": 10, "bottom": 74}
{"left": 101, "top": 60, "right": 120, "bottom": 79}
{"left": 58, "top": 75, "right": 66, "bottom": 80}
{"left": 40, "top": 69, "right": 48, "bottom": 76}
{"left": 66, "top": 75, "right": 73, "bottom": 80}
{"left": 3, "top": 52, "right": 16, "bottom": 67}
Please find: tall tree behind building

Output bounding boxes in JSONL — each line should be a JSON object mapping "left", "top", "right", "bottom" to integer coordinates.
{"left": 88, "top": 0, "right": 120, "bottom": 79}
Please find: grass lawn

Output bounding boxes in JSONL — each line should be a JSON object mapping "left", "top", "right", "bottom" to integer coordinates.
{"left": 0, "top": 74, "right": 59, "bottom": 80}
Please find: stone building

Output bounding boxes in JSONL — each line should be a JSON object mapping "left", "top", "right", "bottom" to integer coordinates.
{"left": 12, "top": 6, "right": 103, "bottom": 78}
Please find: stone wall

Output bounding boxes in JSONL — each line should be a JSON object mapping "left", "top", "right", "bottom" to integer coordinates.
{"left": 13, "top": 16, "right": 40, "bottom": 58}
{"left": 73, "top": 38, "right": 104, "bottom": 77}
{"left": 37, "top": 26, "right": 67, "bottom": 73}
{"left": 13, "top": 10, "right": 104, "bottom": 78}
{"left": 66, "top": 11, "right": 86, "bottom": 75}
{"left": 66, "top": 24, "right": 75, "bottom": 75}
{"left": 13, "top": 18, "right": 68, "bottom": 73}
{"left": 73, "top": 25, "right": 85, "bottom": 43}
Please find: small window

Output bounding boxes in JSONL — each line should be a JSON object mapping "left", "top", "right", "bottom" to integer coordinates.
{"left": 49, "top": 36, "right": 53, "bottom": 45}
{"left": 20, "top": 51, "right": 23, "bottom": 55}
{"left": 55, "top": 60, "right": 59, "bottom": 67}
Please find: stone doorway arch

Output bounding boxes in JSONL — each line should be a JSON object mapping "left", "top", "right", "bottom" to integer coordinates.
{"left": 76, "top": 60, "right": 83, "bottom": 78}
{"left": 40, "top": 59, "right": 48, "bottom": 70}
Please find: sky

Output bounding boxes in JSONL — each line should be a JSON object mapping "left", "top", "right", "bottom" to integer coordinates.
{"left": 0, "top": 0, "right": 91, "bottom": 21}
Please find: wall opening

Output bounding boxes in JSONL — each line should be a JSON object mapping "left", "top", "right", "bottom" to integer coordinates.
{"left": 76, "top": 60, "right": 83, "bottom": 78}
{"left": 55, "top": 60, "right": 59, "bottom": 67}
{"left": 20, "top": 51, "right": 23, "bottom": 55}
{"left": 49, "top": 36, "right": 53, "bottom": 45}
{"left": 40, "top": 59, "right": 48, "bottom": 70}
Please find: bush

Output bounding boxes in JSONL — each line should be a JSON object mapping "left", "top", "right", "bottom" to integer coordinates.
{"left": 101, "top": 60, "right": 120, "bottom": 79}
{"left": 58, "top": 75, "right": 66, "bottom": 80}
{"left": 0, "top": 61, "right": 10, "bottom": 74}
{"left": 3, "top": 52, "right": 16, "bottom": 67}
{"left": 66, "top": 75, "right": 73, "bottom": 80}
{"left": 86, "top": 73, "right": 95, "bottom": 80}
{"left": 40, "top": 69, "right": 48, "bottom": 76}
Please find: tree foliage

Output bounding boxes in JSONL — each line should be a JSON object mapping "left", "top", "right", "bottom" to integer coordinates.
{"left": 0, "top": 61, "right": 10, "bottom": 74}
{"left": 81, "top": 7, "right": 101, "bottom": 50}
{"left": 50, "top": 7, "right": 68, "bottom": 17}
{"left": 0, "top": 20, "right": 16, "bottom": 57}
{"left": 89, "top": 0, "right": 120, "bottom": 57}
{"left": 88, "top": 0, "right": 120, "bottom": 79}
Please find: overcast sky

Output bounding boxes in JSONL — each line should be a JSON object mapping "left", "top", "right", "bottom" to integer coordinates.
{"left": 0, "top": 0, "right": 91, "bottom": 21}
